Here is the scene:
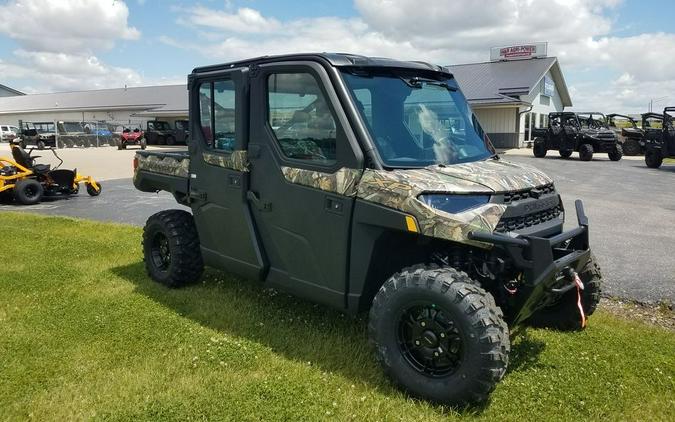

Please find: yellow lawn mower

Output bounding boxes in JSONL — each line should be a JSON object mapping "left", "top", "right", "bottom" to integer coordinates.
{"left": 0, "top": 143, "right": 101, "bottom": 205}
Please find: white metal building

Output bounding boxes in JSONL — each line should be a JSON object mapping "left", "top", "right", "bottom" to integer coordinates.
{"left": 448, "top": 43, "right": 572, "bottom": 148}
{"left": 0, "top": 85, "right": 187, "bottom": 127}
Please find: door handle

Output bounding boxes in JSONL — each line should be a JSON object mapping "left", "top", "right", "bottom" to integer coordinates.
{"left": 247, "top": 191, "right": 272, "bottom": 212}
{"left": 325, "top": 196, "right": 344, "bottom": 214}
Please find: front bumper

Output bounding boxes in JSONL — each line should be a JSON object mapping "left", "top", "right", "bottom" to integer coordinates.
{"left": 469, "top": 199, "right": 591, "bottom": 325}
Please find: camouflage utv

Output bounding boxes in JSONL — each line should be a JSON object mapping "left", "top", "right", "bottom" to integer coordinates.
{"left": 133, "top": 53, "right": 602, "bottom": 406}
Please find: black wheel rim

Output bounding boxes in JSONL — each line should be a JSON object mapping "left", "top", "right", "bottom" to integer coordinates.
{"left": 150, "top": 232, "right": 171, "bottom": 271}
{"left": 397, "top": 303, "right": 464, "bottom": 377}
{"left": 24, "top": 185, "right": 39, "bottom": 199}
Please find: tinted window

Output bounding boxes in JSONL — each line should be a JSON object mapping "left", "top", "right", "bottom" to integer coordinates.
{"left": 213, "top": 80, "right": 236, "bottom": 152}
{"left": 199, "top": 80, "right": 236, "bottom": 152}
{"left": 267, "top": 73, "right": 336, "bottom": 164}
{"left": 199, "top": 83, "right": 213, "bottom": 145}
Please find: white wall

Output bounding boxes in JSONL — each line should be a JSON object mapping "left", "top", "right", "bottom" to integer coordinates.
{"left": 474, "top": 107, "right": 517, "bottom": 133}
{"left": 518, "top": 69, "right": 566, "bottom": 144}
{"left": 0, "top": 109, "right": 188, "bottom": 127}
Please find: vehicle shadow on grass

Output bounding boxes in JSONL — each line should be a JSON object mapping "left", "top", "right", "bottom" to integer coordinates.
{"left": 112, "top": 261, "right": 546, "bottom": 415}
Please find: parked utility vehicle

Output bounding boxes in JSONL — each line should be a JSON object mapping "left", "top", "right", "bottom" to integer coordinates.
{"left": 644, "top": 107, "right": 675, "bottom": 168}
{"left": 145, "top": 120, "right": 175, "bottom": 145}
{"left": 607, "top": 113, "right": 644, "bottom": 156}
{"left": 118, "top": 125, "right": 147, "bottom": 150}
{"left": 18, "top": 122, "right": 56, "bottom": 149}
{"left": 133, "top": 54, "right": 602, "bottom": 406}
{"left": 532, "top": 112, "right": 622, "bottom": 161}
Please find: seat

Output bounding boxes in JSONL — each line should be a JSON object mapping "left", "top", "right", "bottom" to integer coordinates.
{"left": 11, "top": 145, "right": 50, "bottom": 173}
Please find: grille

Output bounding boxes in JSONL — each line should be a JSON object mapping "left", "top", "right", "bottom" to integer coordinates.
{"left": 503, "top": 183, "right": 555, "bottom": 204}
{"left": 495, "top": 205, "right": 563, "bottom": 233}
{"left": 596, "top": 133, "right": 618, "bottom": 149}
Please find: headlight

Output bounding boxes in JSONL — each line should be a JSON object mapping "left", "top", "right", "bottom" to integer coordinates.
{"left": 418, "top": 194, "right": 490, "bottom": 214}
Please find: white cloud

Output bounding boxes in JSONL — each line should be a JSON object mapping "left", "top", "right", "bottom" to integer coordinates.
{"left": 0, "top": 0, "right": 142, "bottom": 92}
{"left": 167, "top": 0, "right": 675, "bottom": 113}
{"left": 0, "top": 51, "right": 142, "bottom": 92}
{"left": 0, "top": 0, "right": 139, "bottom": 54}
{"left": 176, "top": 6, "right": 282, "bottom": 34}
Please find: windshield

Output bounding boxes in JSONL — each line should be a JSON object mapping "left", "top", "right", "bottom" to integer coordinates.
{"left": 62, "top": 122, "right": 83, "bottom": 132}
{"left": 341, "top": 70, "right": 493, "bottom": 167}
{"left": 152, "top": 121, "right": 170, "bottom": 130}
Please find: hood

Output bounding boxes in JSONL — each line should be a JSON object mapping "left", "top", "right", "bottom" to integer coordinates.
{"left": 425, "top": 159, "right": 552, "bottom": 193}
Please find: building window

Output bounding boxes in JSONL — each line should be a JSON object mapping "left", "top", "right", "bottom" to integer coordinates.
{"left": 540, "top": 95, "right": 550, "bottom": 106}
{"left": 267, "top": 72, "right": 337, "bottom": 164}
{"left": 540, "top": 113, "right": 548, "bottom": 128}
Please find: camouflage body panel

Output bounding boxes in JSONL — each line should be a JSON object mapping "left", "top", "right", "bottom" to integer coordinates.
{"left": 356, "top": 169, "right": 506, "bottom": 247}
{"left": 203, "top": 150, "right": 249, "bottom": 172}
{"left": 280, "top": 159, "right": 552, "bottom": 247}
{"left": 425, "top": 159, "right": 552, "bottom": 193}
{"left": 135, "top": 154, "right": 190, "bottom": 178}
{"left": 281, "top": 166, "right": 362, "bottom": 196}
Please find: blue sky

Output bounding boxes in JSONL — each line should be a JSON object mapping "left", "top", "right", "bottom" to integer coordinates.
{"left": 0, "top": 0, "right": 674, "bottom": 112}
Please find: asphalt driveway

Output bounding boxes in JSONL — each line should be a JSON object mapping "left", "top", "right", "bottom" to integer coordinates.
{"left": 1, "top": 153, "right": 673, "bottom": 304}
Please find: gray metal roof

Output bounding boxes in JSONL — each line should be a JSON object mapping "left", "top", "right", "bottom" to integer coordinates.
{"left": 0, "top": 83, "right": 24, "bottom": 96}
{"left": 447, "top": 57, "right": 572, "bottom": 108}
{"left": 0, "top": 84, "right": 187, "bottom": 115}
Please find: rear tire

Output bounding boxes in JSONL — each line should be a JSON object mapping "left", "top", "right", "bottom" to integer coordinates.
{"left": 37, "top": 140, "right": 45, "bottom": 150}
{"left": 645, "top": 149, "right": 663, "bottom": 168}
{"left": 533, "top": 139, "right": 547, "bottom": 158}
{"left": 527, "top": 254, "right": 602, "bottom": 331}
{"left": 368, "top": 265, "right": 509, "bottom": 405}
{"left": 579, "top": 144, "right": 594, "bottom": 161}
{"left": 143, "top": 210, "right": 204, "bottom": 288}
{"left": 14, "top": 179, "right": 43, "bottom": 205}
{"left": 608, "top": 144, "right": 623, "bottom": 161}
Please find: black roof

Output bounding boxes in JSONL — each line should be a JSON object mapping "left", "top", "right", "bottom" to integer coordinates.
{"left": 192, "top": 53, "right": 449, "bottom": 75}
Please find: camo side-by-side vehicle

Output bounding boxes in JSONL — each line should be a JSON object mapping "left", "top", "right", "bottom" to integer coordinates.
{"left": 133, "top": 54, "right": 602, "bottom": 405}
{"left": 532, "top": 112, "right": 622, "bottom": 161}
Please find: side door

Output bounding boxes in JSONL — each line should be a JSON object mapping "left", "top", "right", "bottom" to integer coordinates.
{"left": 248, "top": 61, "right": 363, "bottom": 309}
{"left": 188, "top": 69, "right": 266, "bottom": 280}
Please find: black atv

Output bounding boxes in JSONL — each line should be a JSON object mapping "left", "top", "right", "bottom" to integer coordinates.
{"left": 532, "top": 112, "right": 622, "bottom": 161}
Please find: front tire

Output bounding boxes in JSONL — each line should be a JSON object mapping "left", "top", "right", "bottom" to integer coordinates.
{"left": 608, "top": 144, "right": 623, "bottom": 161}
{"left": 143, "top": 210, "right": 204, "bottom": 288}
{"left": 368, "top": 265, "right": 509, "bottom": 406}
{"left": 86, "top": 182, "right": 101, "bottom": 196}
{"left": 527, "top": 254, "right": 602, "bottom": 331}
{"left": 645, "top": 149, "right": 663, "bottom": 168}
{"left": 533, "top": 139, "right": 547, "bottom": 158}
{"left": 579, "top": 144, "right": 594, "bottom": 161}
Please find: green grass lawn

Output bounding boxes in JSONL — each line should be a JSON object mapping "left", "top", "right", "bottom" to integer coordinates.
{"left": 1, "top": 212, "right": 673, "bottom": 421}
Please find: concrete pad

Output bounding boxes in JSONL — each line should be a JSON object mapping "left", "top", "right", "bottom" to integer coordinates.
{"left": 0, "top": 144, "right": 187, "bottom": 181}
